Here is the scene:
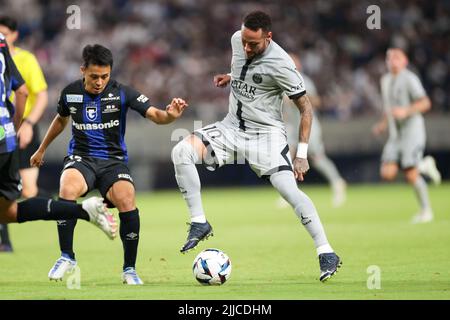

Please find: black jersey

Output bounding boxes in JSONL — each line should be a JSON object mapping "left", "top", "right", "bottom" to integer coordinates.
{"left": 57, "top": 79, "right": 151, "bottom": 162}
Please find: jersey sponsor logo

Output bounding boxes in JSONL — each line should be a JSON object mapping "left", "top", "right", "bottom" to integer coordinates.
{"left": 137, "top": 94, "right": 149, "bottom": 103}
{"left": 252, "top": 73, "right": 262, "bottom": 84}
{"left": 72, "top": 119, "right": 120, "bottom": 130}
{"left": 85, "top": 105, "right": 98, "bottom": 121}
{"left": 4, "top": 122, "right": 15, "bottom": 137}
{"left": 102, "top": 104, "right": 119, "bottom": 113}
{"left": 69, "top": 106, "right": 77, "bottom": 114}
{"left": 101, "top": 93, "right": 120, "bottom": 101}
{"left": 118, "top": 173, "right": 133, "bottom": 181}
{"left": 231, "top": 79, "right": 256, "bottom": 99}
{"left": 0, "top": 106, "right": 10, "bottom": 118}
{"left": 66, "top": 94, "right": 83, "bottom": 103}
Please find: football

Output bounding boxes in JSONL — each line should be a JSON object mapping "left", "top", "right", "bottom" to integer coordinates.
{"left": 192, "top": 248, "right": 232, "bottom": 285}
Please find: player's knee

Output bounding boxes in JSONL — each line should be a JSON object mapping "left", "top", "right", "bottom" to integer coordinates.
{"left": 171, "top": 139, "right": 199, "bottom": 165}
{"left": 404, "top": 168, "right": 419, "bottom": 184}
{"left": 21, "top": 185, "right": 38, "bottom": 199}
{"left": 0, "top": 201, "right": 17, "bottom": 223}
{"left": 59, "top": 186, "right": 83, "bottom": 200}
{"left": 114, "top": 196, "right": 135, "bottom": 212}
{"left": 380, "top": 165, "right": 397, "bottom": 181}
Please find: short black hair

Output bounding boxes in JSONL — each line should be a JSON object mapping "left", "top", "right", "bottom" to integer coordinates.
{"left": 0, "top": 16, "right": 18, "bottom": 31}
{"left": 243, "top": 11, "right": 272, "bottom": 33}
{"left": 82, "top": 44, "right": 113, "bottom": 68}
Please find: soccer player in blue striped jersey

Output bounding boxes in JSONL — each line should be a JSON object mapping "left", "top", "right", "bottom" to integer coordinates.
{"left": 31, "top": 44, "right": 188, "bottom": 284}
{"left": 0, "top": 34, "right": 118, "bottom": 255}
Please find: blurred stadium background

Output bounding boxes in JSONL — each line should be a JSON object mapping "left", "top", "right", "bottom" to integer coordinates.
{"left": 2, "top": 0, "right": 449, "bottom": 191}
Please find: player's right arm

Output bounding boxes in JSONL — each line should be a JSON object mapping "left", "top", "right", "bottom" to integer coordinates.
{"left": 30, "top": 114, "right": 69, "bottom": 167}
{"left": 373, "top": 76, "right": 389, "bottom": 136}
{"left": 292, "top": 94, "right": 313, "bottom": 181}
{"left": 30, "top": 90, "right": 70, "bottom": 167}
{"left": 372, "top": 113, "right": 388, "bottom": 136}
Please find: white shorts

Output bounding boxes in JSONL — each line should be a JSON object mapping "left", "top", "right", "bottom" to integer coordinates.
{"left": 194, "top": 120, "right": 293, "bottom": 178}
{"left": 382, "top": 116, "right": 426, "bottom": 169}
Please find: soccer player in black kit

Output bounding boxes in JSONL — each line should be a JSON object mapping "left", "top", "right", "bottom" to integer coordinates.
{"left": 31, "top": 44, "right": 188, "bottom": 285}
{"left": 0, "top": 35, "right": 117, "bottom": 251}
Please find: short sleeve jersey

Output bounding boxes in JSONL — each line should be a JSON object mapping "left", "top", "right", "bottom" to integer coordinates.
{"left": 380, "top": 68, "right": 427, "bottom": 137}
{"left": 57, "top": 79, "right": 151, "bottom": 162}
{"left": 225, "top": 30, "right": 306, "bottom": 132}
{"left": 10, "top": 47, "right": 48, "bottom": 119}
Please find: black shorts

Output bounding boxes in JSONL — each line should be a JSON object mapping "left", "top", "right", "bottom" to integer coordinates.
{"left": 0, "top": 149, "right": 22, "bottom": 201}
{"left": 19, "top": 124, "right": 41, "bottom": 169}
{"left": 62, "top": 155, "right": 135, "bottom": 208}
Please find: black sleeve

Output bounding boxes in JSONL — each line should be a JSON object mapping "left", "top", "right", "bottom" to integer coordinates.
{"left": 56, "top": 90, "right": 70, "bottom": 117}
{"left": 1, "top": 37, "right": 25, "bottom": 91}
{"left": 123, "top": 85, "right": 151, "bottom": 118}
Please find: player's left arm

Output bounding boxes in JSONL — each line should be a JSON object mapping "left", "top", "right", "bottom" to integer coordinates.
{"left": 292, "top": 94, "right": 313, "bottom": 181}
{"left": 274, "top": 61, "right": 311, "bottom": 181}
{"left": 145, "top": 98, "right": 188, "bottom": 124}
{"left": 125, "top": 85, "right": 188, "bottom": 125}
{"left": 391, "top": 74, "right": 431, "bottom": 120}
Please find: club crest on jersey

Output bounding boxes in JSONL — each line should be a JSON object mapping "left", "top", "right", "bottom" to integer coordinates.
{"left": 85, "top": 103, "right": 98, "bottom": 122}
{"left": 252, "top": 73, "right": 262, "bottom": 84}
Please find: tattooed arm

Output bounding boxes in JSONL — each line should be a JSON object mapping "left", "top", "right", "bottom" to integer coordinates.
{"left": 291, "top": 94, "right": 313, "bottom": 181}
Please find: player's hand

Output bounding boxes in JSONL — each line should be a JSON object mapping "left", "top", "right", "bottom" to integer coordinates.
{"left": 213, "top": 74, "right": 231, "bottom": 88}
{"left": 30, "top": 148, "right": 45, "bottom": 167}
{"left": 293, "top": 157, "right": 310, "bottom": 182}
{"left": 166, "top": 98, "right": 188, "bottom": 119}
{"left": 17, "top": 121, "right": 34, "bottom": 149}
{"left": 372, "top": 121, "right": 386, "bottom": 136}
{"left": 391, "top": 107, "right": 410, "bottom": 120}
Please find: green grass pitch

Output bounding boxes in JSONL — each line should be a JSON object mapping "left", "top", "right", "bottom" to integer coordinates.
{"left": 1, "top": 183, "right": 449, "bottom": 300}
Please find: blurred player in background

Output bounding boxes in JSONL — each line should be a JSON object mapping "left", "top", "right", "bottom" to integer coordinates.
{"left": 0, "top": 16, "right": 48, "bottom": 253}
{"left": 171, "top": 11, "right": 341, "bottom": 282}
{"left": 31, "top": 44, "right": 188, "bottom": 285}
{"left": 0, "top": 33, "right": 117, "bottom": 250}
{"left": 373, "top": 48, "right": 440, "bottom": 223}
{"left": 278, "top": 53, "right": 346, "bottom": 209}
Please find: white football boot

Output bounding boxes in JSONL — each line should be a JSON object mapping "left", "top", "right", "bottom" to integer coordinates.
{"left": 411, "top": 209, "right": 434, "bottom": 224}
{"left": 122, "top": 267, "right": 144, "bottom": 285}
{"left": 81, "top": 197, "right": 118, "bottom": 240}
{"left": 48, "top": 255, "right": 77, "bottom": 281}
{"left": 418, "top": 156, "right": 441, "bottom": 185}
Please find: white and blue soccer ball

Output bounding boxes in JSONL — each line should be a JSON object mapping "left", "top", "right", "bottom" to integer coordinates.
{"left": 192, "top": 248, "right": 232, "bottom": 285}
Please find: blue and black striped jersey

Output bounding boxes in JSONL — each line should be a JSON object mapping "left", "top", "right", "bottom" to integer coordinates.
{"left": 0, "top": 33, "right": 25, "bottom": 154}
{"left": 57, "top": 79, "right": 151, "bottom": 162}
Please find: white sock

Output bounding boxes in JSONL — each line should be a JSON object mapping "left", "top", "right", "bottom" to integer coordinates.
{"left": 316, "top": 244, "right": 334, "bottom": 256}
{"left": 191, "top": 215, "right": 207, "bottom": 223}
{"left": 172, "top": 140, "right": 205, "bottom": 221}
{"left": 270, "top": 171, "right": 331, "bottom": 249}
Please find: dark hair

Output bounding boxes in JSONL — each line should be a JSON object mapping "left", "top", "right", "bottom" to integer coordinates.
{"left": 243, "top": 11, "right": 272, "bottom": 33}
{"left": 82, "top": 44, "right": 113, "bottom": 68}
{"left": 0, "top": 16, "right": 18, "bottom": 31}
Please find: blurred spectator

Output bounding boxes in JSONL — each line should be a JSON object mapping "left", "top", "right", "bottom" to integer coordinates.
{"left": 2, "top": 0, "right": 449, "bottom": 122}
